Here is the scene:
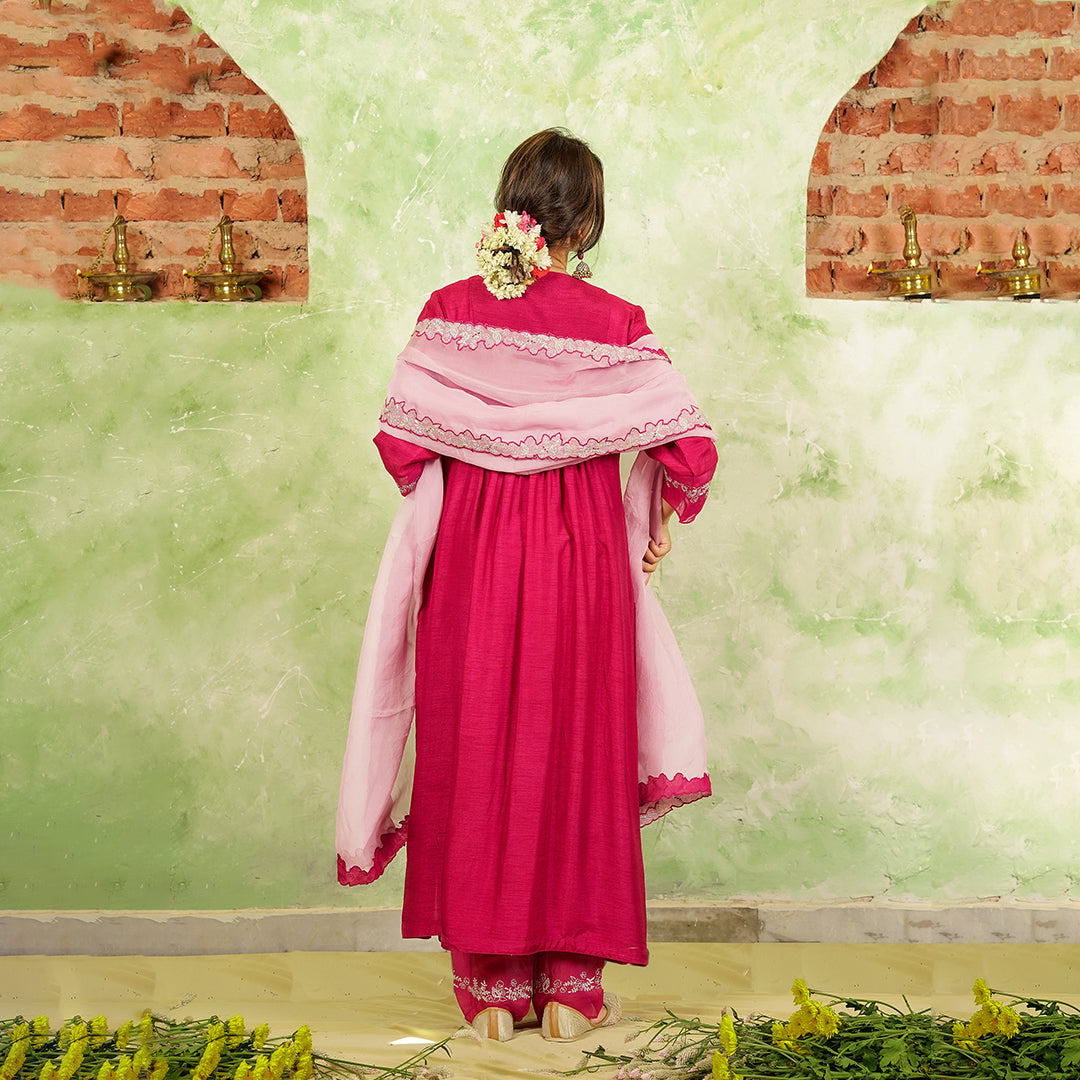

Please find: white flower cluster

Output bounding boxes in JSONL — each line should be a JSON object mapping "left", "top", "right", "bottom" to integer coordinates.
{"left": 476, "top": 210, "right": 552, "bottom": 299}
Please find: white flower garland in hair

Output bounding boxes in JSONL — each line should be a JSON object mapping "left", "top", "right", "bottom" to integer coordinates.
{"left": 476, "top": 210, "right": 552, "bottom": 299}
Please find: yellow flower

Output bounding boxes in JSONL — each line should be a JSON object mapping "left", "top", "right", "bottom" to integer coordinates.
{"left": 58, "top": 1022, "right": 87, "bottom": 1080}
{"left": 791, "top": 979, "right": 811, "bottom": 1006}
{"left": 718, "top": 1014, "right": 737, "bottom": 1057}
{"left": 115, "top": 1025, "right": 132, "bottom": 1053}
{"left": 149, "top": 1061, "right": 168, "bottom": 1080}
{"left": 89, "top": 1017, "right": 109, "bottom": 1051}
{"left": 192, "top": 1024, "right": 225, "bottom": 1080}
{"left": 137, "top": 1015, "right": 153, "bottom": 1049}
{"left": 31, "top": 1020, "right": 50, "bottom": 1052}
{"left": 252, "top": 1057, "right": 270, "bottom": 1080}
{"left": 233, "top": 1064, "right": 252, "bottom": 1080}
{"left": 96, "top": 1061, "right": 115, "bottom": 1080}
{"left": 251, "top": 1029, "right": 269, "bottom": 1054}
{"left": 116, "top": 1056, "right": 134, "bottom": 1080}
{"left": 972, "top": 979, "right": 991, "bottom": 1006}
{"left": 132, "top": 1047, "right": 153, "bottom": 1078}
{"left": 293, "top": 1055, "right": 313, "bottom": 1080}
{"left": 40, "top": 1064, "right": 58, "bottom": 1080}
{"left": 711, "top": 1051, "right": 729, "bottom": 1080}
{"left": 1, "top": 1022, "right": 30, "bottom": 1080}
{"left": 268, "top": 1047, "right": 288, "bottom": 1080}
{"left": 225, "top": 1019, "right": 245, "bottom": 1053}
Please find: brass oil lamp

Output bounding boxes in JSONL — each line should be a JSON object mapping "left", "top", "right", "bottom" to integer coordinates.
{"left": 183, "top": 215, "right": 268, "bottom": 301}
{"left": 76, "top": 215, "right": 158, "bottom": 301}
{"left": 867, "top": 206, "right": 933, "bottom": 299}
{"left": 977, "top": 230, "right": 1041, "bottom": 300}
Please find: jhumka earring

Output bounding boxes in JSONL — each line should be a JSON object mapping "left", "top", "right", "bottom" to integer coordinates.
{"left": 572, "top": 250, "right": 592, "bottom": 279}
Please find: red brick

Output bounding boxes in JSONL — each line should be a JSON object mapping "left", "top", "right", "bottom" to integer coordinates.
{"left": 0, "top": 188, "right": 63, "bottom": 221}
{"left": 939, "top": 97, "right": 994, "bottom": 136}
{"left": 873, "top": 39, "right": 948, "bottom": 88}
{"left": 228, "top": 104, "right": 296, "bottom": 140}
{"left": 942, "top": 0, "right": 1029, "bottom": 36}
{"left": 893, "top": 99, "right": 937, "bottom": 135}
{"left": 929, "top": 143, "right": 960, "bottom": 175}
{"left": 280, "top": 189, "right": 306, "bottom": 223}
{"left": 931, "top": 184, "right": 986, "bottom": 216}
{"left": 123, "top": 99, "right": 226, "bottom": 138}
{"left": 966, "top": 221, "right": 1026, "bottom": 257}
{"left": 852, "top": 71, "right": 872, "bottom": 92}
{"left": 833, "top": 185, "right": 887, "bottom": 217}
{"left": 282, "top": 264, "right": 309, "bottom": 299}
{"left": 829, "top": 141, "right": 866, "bottom": 176}
{"left": 193, "top": 33, "right": 219, "bottom": 49}
{"left": 997, "top": 95, "right": 1061, "bottom": 136}
{"left": 62, "top": 190, "right": 119, "bottom": 222}
{"left": 834, "top": 261, "right": 883, "bottom": 296}
{"left": 836, "top": 102, "right": 891, "bottom": 137}
{"left": 91, "top": 33, "right": 126, "bottom": 70}
{"left": 1063, "top": 96, "right": 1080, "bottom": 132}
{"left": 0, "top": 103, "right": 118, "bottom": 141}
{"left": 112, "top": 46, "right": 205, "bottom": 95}
{"left": 1044, "top": 261, "right": 1080, "bottom": 297}
{"left": 1049, "top": 48, "right": 1080, "bottom": 80}
{"left": 1026, "top": 222, "right": 1075, "bottom": 257}
{"left": 806, "top": 220, "right": 858, "bottom": 257}
{"left": 1049, "top": 184, "right": 1080, "bottom": 214}
{"left": 5, "top": 144, "right": 140, "bottom": 179}
{"left": 985, "top": 183, "right": 1051, "bottom": 217}
{"left": 66, "top": 103, "right": 123, "bottom": 138}
{"left": 260, "top": 152, "right": 306, "bottom": 180}
{"left": 859, "top": 220, "right": 905, "bottom": 255}
{"left": 936, "top": 262, "right": 985, "bottom": 297}
{"left": 221, "top": 188, "right": 279, "bottom": 221}
{"left": 881, "top": 144, "right": 932, "bottom": 175}
{"left": 901, "top": 14, "right": 922, "bottom": 36}
{"left": 154, "top": 143, "right": 250, "bottom": 179}
{"left": 1037, "top": 143, "right": 1080, "bottom": 174}
{"left": 805, "top": 263, "right": 833, "bottom": 295}
{"left": 116, "top": 187, "right": 222, "bottom": 221}
{"left": 959, "top": 49, "right": 1047, "bottom": 81}
{"left": 0, "top": 32, "right": 97, "bottom": 76}
{"left": 806, "top": 186, "right": 833, "bottom": 216}
{"left": 810, "top": 140, "right": 830, "bottom": 176}
{"left": 973, "top": 144, "right": 1027, "bottom": 175}
{"left": 919, "top": 220, "right": 965, "bottom": 256}
{"left": 889, "top": 184, "right": 932, "bottom": 216}
{"left": 208, "top": 70, "right": 264, "bottom": 95}
{"left": 1031, "top": 2, "right": 1074, "bottom": 35}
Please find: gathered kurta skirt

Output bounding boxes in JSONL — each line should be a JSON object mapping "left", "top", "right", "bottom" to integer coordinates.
{"left": 402, "top": 452, "right": 649, "bottom": 965}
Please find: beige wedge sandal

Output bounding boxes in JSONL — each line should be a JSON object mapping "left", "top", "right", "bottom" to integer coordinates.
{"left": 541, "top": 992, "right": 622, "bottom": 1041}
{"left": 470, "top": 1007, "right": 514, "bottom": 1041}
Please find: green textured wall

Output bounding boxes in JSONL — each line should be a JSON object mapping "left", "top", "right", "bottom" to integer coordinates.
{"left": 4, "top": 0, "right": 1078, "bottom": 911}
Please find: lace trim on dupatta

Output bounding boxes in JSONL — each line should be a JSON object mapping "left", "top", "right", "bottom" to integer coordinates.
{"left": 380, "top": 398, "right": 708, "bottom": 465}
{"left": 664, "top": 474, "right": 711, "bottom": 502}
{"left": 415, "top": 318, "right": 670, "bottom": 366}
{"left": 337, "top": 818, "right": 409, "bottom": 885}
{"left": 639, "top": 773, "right": 711, "bottom": 826}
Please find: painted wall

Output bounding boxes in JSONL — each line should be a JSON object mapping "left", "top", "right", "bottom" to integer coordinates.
{"left": 4, "top": 0, "right": 1079, "bottom": 911}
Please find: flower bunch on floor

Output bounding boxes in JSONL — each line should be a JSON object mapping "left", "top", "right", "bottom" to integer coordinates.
{"left": 563, "top": 979, "right": 1080, "bottom": 1078}
{"left": 0, "top": 1015, "right": 450, "bottom": 1080}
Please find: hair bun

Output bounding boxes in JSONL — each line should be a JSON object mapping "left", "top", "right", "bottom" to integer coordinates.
{"left": 476, "top": 210, "right": 552, "bottom": 299}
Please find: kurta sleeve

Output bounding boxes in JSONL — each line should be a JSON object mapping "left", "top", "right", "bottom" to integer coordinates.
{"left": 374, "top": 430, "right": 440, "bottom": 496}
{"left": 644, "top": 437, "right": 718, "bottom": 523}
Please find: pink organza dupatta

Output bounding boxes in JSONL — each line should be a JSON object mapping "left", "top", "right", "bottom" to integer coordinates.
{"left": 336, "top": 322, "right": 712, "bottom": 884}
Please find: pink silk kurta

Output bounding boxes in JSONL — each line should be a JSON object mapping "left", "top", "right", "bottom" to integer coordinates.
{"left": 366, "top": 274, "right": 717, "bottom": 966}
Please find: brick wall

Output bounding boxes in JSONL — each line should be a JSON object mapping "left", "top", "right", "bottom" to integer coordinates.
{"left": 807, "top": 0, "right": 1080, "bottom": 298}
{"left": 0, "top": 0, "right": 307, "bottom": 300}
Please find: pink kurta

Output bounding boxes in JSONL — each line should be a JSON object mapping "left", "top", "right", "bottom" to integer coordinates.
{"left": 370, "top": 274, "right": 717, "bottom": 966}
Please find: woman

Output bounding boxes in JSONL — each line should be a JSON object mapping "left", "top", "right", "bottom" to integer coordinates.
{"left": 337, "top": 129, "right": 717, "bottom": 1042}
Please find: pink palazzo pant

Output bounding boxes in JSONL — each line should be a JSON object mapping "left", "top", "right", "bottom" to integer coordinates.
{"left": 451, "top": 951, "right": 605, "bottom": 1023}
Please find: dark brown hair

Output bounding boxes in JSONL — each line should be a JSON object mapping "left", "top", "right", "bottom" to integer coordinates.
{"left": 494, "top": 128, "right": 604, "bottom": 254}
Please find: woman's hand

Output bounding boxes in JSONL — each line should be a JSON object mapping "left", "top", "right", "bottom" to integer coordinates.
{"left": 642, "top": 499, "right": 675, "bottom": 580}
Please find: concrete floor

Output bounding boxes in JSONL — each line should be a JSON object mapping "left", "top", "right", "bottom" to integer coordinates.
{"left": 2, "top": 945, "right": 1078, "bottom": 1079}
